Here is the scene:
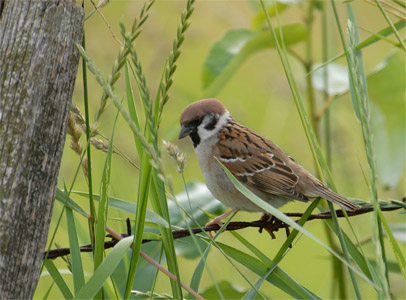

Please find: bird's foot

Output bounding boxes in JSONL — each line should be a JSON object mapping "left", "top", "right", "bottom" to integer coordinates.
{"left": 258, "top": 214, "right": 284, "bottom": 239}
{"left": 205, "top": 209, "right": 238, "bottom": 238}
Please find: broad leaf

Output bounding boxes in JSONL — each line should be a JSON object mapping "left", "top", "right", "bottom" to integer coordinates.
{"left": 169, "top": 181, "right": 225, "bottom": 259}
{"left": 368, "top": 51, "right": 406, "bottom": 188}
{"left": 251, "top": 2, "right": 290, "bottom": 30}
{"left": 389, "top": 223, "right": 406, "bottom": 244}
{"left": 200, "top": 281, "right": 247, "bottom": 299}
{"left": 202, "top": 24, "right": 307, "bottom": 96}
{"left": 312, "top": 63, "right": 349, "bottom": 96}
{"left": 213, "top": 241, "right": 321, "bottom": 299}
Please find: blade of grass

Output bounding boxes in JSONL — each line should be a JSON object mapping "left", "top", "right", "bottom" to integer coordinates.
{"left": 158, "top": 0, "right": 196, "bottom": 119}
{"left": 328, "top": 202, "right": 361, "bottom": 299}
{"left": 81, "top": 34, "right": 96, "bottom": 250}
{"left": 167, "top": 180, "right": 227, "bottom": 300}
{"left": 189, "top": 212, "right": 260, "bottom": 300}
{"left": 261, "top": 3, "right": 364, "bottom": 297}
{"left": 119, "top": 24, "right": 158, "bottom": 299}
{"left": 259, "top": 0, "right": 324, "bottom": 181}
{"left": 56, "top": 188, "right": 88, "bottom": 217}
{"left": 346, "top": 4, "right": 391, "bottom": 295}
{"left": 73, "top": 191, "right": 169, "bottom": 227}
{"left": 93, "top": 109, "right": 119, "bottom": 298}
{"left": 378, "top": 209, "right": 406, "bottom": 278}
{"left": 331, "top": 1, "right": 390, "bottom": 296}
{"left": 231, "top": 232, "right": 289, "bottom": 299}
{"left": 122, "top": 22, "right": 177, "bottom": 298}
{"left": 273, "top": 199, "right": 320, "bottom": 262}
{"left": 42, "top": 281, "right": 55, "bottom": 300}
{"left": 94, "top": 0, "right": 155, "bottom": 122}
{"left": 125, "top": 61, "right": 143, "bottom": 157}
{"left": 43, "top": 260, "right": 74, "bottom": 299}
{"left": 124, "top": 153, "right": 152, "bottom": 299}
{"left": 42, "top": 148, "right": 90, "bottom": 273}
{"left": 219, "top": 159, "right": 374, "bottom": 286}
{"left": 375, "top": 0, "right": 406, "bottom": 50}
{"left": 149, "top": 174, "right": 183, "bottom": 298}
{"left": 262, "top": 1, "right": 363, "bottom": 291}
{"left": 311, "top": 19, "right": 406, "bottom": 75}
{"left": 142, "top": 1, "right": 197, "bottom": 297}
{"left": 210, "top": 239, "right": 321, "bottom": 299}
{"left": 75, "top": 44, "right": 166, "bottom": 299}
{"left": 65, "top": 207, "right": 85, "bottom": 294}
{"left": 188, "top": 244, "right": 220, "bottom": 300}
{"left": 232, "top": 231, "right": 313, "bottom": 300}
{"left": 74, "top": 236, "right": 134, "bottom": 299}
{"left": 242, "top": 268, "right": 273, "bottom": 300}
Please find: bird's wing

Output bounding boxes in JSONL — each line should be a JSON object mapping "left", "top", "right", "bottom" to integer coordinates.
{"left": 216, "top": 121, "right": 308, "bottom": 202}
{"left": 218, "top": 152, "right": 309, "bottom": 202}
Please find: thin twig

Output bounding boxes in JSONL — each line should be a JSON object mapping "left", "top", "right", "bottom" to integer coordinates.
{"left": 43, "top": 202, "right": 404, "bottom": 260}
{"left": 315, "top": 95, "right": 335, "bottom": 121}
{"left": 89, "top": 0, "right": 122, "bottom": 46}
{"left": 107, "top": 226, "right": 204, "bottom": 300}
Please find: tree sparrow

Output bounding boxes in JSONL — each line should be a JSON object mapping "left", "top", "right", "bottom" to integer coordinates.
{"left": 179, "top": 99, "right": 359, "bottom": 226}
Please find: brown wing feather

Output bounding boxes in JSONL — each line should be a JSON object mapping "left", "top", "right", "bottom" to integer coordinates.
{"left": 217, "top": 120, "right": 309, "bottom": 202}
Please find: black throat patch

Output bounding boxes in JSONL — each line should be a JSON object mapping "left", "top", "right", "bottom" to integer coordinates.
{"left": 189, "top": 131, "right": 201, "bottom": 148}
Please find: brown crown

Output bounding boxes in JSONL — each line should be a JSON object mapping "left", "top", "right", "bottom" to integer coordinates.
{"left": 180, "top": 99, "right": 227, "bottom": 124}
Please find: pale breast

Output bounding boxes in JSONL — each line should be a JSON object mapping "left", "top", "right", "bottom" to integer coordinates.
{"left": 194, "top": 136, "right": 290, "bottom": 212}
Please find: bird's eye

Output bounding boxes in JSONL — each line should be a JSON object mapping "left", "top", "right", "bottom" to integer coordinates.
{"left": 191, "top": 117, "right": 202, "bottom": 126}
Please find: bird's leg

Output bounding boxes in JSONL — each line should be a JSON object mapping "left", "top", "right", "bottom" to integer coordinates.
{"left": 285, "top": 227, "right": 292, "bottom": 248}
{"left": 259, "top": 214, "right": 275, "bottom": 239}
{"left": 205, "top": 209, "right": 238, "bottom": 237}
{"left": 259, "top": 213, "right": 283, "bottom": 239}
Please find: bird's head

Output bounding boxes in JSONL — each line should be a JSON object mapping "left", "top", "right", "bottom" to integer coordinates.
{"left": 179, "top": 99, "right": 230, "bottom": 147}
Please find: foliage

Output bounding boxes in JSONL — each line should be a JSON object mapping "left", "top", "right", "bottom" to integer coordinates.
{"left": 36, "top": 1, "right": 405, "bottom": 299}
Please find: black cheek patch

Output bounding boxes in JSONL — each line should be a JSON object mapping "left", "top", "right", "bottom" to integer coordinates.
{"left": 189, "top": 132, "right": 201, "bottom": 148}
{"left": 204, "top": 116, "right": 217, "bottom": 130}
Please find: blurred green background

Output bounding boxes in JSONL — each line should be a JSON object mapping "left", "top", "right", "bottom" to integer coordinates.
{"left": 36, "top": 1, "right": 405, "bottom": 299}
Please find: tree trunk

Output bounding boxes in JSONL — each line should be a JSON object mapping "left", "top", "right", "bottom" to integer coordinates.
{"left": 0, "top": 1, "right": 84, "bottom": 298}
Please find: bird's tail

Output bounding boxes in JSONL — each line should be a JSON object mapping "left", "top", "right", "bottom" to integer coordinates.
{"left": 317, "top": 186, "right": 360, "bottom": 211}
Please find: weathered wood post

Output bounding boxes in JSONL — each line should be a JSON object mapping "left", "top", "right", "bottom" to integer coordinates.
{"left": 0, "top": 1, "right": 84, "bottom": 298}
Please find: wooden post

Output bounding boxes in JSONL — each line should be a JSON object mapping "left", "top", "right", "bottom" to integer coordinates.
{"left": 0, "top": 1, "right": 84, "bottom": 298}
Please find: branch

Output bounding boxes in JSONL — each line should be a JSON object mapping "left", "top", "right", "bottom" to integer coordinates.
{"left": 44, "top": 201, "right": 405, "bottom": 260}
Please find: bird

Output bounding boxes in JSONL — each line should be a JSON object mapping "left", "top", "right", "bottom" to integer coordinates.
{"left": 178, "top": 98, "right": 359, "bottom": 230}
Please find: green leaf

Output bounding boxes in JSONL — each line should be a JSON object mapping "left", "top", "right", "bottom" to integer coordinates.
{"left": 251, "top": 2, "right": 289, "bottom": 30}
{"left": 367, "top": 52, "right": 406, "bottom": 188}
{"left": 202, "top": 24, "right": 307, "bottom": 96}
{"left": 169, "top": 182, "right": 224, "bottom": 259}
{"left": 311, "top": 20, "right": 406, "bottom": 75}
{"left": 44, "top": 260, "right": 74, "bottom": 299}
{"left": 170, "top": 181, "right": 225, "bottom": 227}
{"left": 200, "top": 281, "right": 247, "bottom": 299}
{"left": 55, "top": 188, "right": 87, "bottom": 217}
{"left": 202, "top": 29, "right": 255, "bottom": 90}
{"left": 73, "top": 191, "right": 169, "bottom": 228}
{"left": 125, "top": 61, "right": 144, "bottom": 157}
{"left": 213, "top": 240, "right": 321, "bottom": 299}
{"left": 65, "top": 208, "right": 85, "bottom": 294}
{"left": 93, "top": 108, "right": 118, "bottom": 298}
{"left": 389, "top": 223, "right": 406, "bottom": 244}
{"left": 218, "top": 159, "right": 374, "bottom": 286}
{"left": 379, "top": 209, "right": 406, "bottom": 279}
{"left": 369, "top": 259, "right": 403, "bottom": 274}
{"left": 74, "top": 236, "right": 134, "bottom": 299}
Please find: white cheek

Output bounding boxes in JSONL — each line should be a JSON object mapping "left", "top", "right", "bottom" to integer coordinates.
{"left": 197, "top": 111, "right": 230, "bottom": 142}
{"left": 197, "top": 126, "right": 214, "bottom": 141}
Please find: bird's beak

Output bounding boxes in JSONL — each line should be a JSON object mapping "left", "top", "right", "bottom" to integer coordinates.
{"left": 179, "top": 124, "right": 193, "bottom": 139}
